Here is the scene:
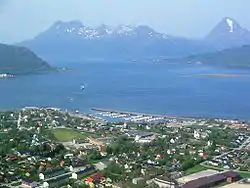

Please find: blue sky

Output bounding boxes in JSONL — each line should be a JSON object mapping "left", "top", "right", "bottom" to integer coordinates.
{"left": 0, "top": 0, "right": 249, "bottom": 43}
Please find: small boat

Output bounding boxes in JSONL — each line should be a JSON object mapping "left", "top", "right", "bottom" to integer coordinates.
{"left": 81, "top": 85, "right": 85, "bottom": 90}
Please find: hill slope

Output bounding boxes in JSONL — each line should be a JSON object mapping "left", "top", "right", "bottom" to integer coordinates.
{"left": 0, "top": 43, "right": 52, "bottom": 74}
{"left": 182, "top": 45, "right": 250, "bottom": 67}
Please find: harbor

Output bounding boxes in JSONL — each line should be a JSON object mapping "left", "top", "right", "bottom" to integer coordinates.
{"left": 91, "top": 107, "right": 196, "bottom": 123}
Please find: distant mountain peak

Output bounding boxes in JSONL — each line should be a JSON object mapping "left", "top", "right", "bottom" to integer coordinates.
{"left": 136, "top": 25, "right": 156, "bottom": 33}
{"left": 214, "top": 17, "right": 241, "bottom": 34}
{"left": 204, "top": 17, "right": 250, "bottom": 49}
{"left": 53, "top": 20, "right": 84, "bottom": 29}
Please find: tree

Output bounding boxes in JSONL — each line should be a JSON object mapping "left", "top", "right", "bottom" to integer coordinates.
{"left": 103, "top": 162, "right": 125, "bottom": 182}
{"left": 149, "top": 182, "right": 160, "bottom": 188}
{"left": 181, "top": 159, "right": 195, "bottom": 171}
{"left": 87, "top": 150, "right": 102, "bottom": 161}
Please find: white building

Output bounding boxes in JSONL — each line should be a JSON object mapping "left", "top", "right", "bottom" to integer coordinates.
{"left": 194, "top": 130, "right": 200, "bottom": 139}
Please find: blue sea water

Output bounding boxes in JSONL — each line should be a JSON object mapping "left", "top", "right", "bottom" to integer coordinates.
{"left": 1, "top": 61, "right": 250, "bottom": 120}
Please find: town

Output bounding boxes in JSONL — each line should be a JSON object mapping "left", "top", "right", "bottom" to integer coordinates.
{"left": 0, "top": 107, "right": 250, "bottom": 188}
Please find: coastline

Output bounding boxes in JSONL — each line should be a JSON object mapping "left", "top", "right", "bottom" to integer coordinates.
{"left": 1, "top": 106, "right": 250, "bottom": 123}
{"left": 193, "top": 74, "right": 248, "bottom": 77}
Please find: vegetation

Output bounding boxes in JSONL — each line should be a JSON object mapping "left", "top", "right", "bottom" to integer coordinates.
{"left": 103, "top": 162, "right": 125, "bottom": 182}
{"left": 184, "top": 164, "right": 207, "bottom": 175}
{"left": 107, "top": 136, "right": 140, "bottom": 155}
{"left": 238, "top": 171, "right": 250, "bottom": 178}
{"left": 0, "top": 43, "right": 52, "bottom": 74}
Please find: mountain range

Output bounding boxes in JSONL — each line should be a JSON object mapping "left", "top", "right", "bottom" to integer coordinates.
{"left": 18, "top": 17, "right": 250, "bottom": 63}
{"left": 19, "top": 21, "right": 209, "bottom": 62}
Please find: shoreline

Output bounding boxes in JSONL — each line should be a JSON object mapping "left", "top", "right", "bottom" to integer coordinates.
{"left": 193, "top": 73, "right": 248, "bottom": 77}
{"left": 0, "top": 106, "right": 249, "bottom": 122}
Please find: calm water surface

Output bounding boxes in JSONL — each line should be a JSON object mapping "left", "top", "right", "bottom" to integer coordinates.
{"left": 1, "top": 62, "right": 250, "bottom": 119}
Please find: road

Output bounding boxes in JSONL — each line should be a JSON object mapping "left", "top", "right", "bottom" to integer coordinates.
{"left": 17, "top": 112, "right": 21, "bottom": 129}
{"left": 213, "top": 136, "right": 250, "bottom": 160}
{"left": 44, "top": 166, "right": 88, "bottom": 182}
{"left": 238, "top": 136, "right": 250, "bottom": 150}
{"left": 0, "top": 166, "right": 89, "bottom": 188}
{"left": 201, "top": 136, "right": 250, "bottom": 172}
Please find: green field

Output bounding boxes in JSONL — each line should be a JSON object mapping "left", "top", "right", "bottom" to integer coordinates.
{"left": 199, "top": 163, "right": 250, "bottom": 178}
{"left": 51, "top": 128, "right": 96, "bottom": 142}
{"left": 238, "top": 171, "right": 250, "bottom": 178}
{"left": 184, "top": 164, "right": 207, "bottom": 175}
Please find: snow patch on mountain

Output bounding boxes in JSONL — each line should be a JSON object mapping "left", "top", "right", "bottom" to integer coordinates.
{"left": 51, "top": 21, "right": 167, "bottom": 39}
{"left": 226, "top": 18, "right": 234, "bottom": 33}
{"left": 115, "top": 25, "right": 136, "bottom": 36}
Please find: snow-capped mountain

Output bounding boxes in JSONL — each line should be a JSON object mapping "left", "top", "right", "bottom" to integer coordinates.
{"left": 19, "top": 20, "right": 212, "bottom": 62}
{"left": 21, "top": 18, "right": 250, "bottom": 63}
{"left": 205, "top": 17, "right": 250, "bottom": 49}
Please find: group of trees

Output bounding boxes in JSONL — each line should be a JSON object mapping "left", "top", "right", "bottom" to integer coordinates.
{"left": 107, "top": 136, "right": 140, "bottom": 156}
{"left": 103, "top": 162, "right": 125, "bottom": 182}
{"left": 86, "top": 150, "right": 102, "bottom": 161}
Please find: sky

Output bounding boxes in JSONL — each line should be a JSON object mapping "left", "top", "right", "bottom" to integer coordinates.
{"left": 0, "top": 0, "right": 250, "bottom": 43}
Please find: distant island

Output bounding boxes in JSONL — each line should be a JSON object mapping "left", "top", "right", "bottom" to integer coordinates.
{"left": 0, "top": 43, "right": 53, "bottom": 75}
{"left": 184, "top": 45, "right": 250, "bottom": 68}
{"left": 194, "top": 74, "right": 248, "bottom": 77}
{"left": 164, "top": 45, "right": 250, "bottom": 68}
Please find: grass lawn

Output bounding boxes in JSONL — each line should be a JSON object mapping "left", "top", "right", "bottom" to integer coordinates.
{"left": 51, "top": 128, "right": 96, "bottom": 142}
{"left": 184, "top": 164, "right": 208, "bottom": 175}
{"left": 239, "top": 171, "right": 250, "bottom": 178}
{"left": 200, "top": 163, "right": 250, "bottom": 179}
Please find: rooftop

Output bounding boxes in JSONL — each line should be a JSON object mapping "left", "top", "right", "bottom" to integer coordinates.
{"left": 183, "top": 174, "right": 226, "bottom": 188}
{"left": 126, "top": 130, "right": 154, "bottom": 138}
{"left": 221, "top": 170, "right": 240, "bottom": 178}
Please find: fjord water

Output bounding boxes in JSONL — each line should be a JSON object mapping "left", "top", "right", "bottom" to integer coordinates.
{"left": 0, "top": 62, "right": 250, "bottom": 120}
